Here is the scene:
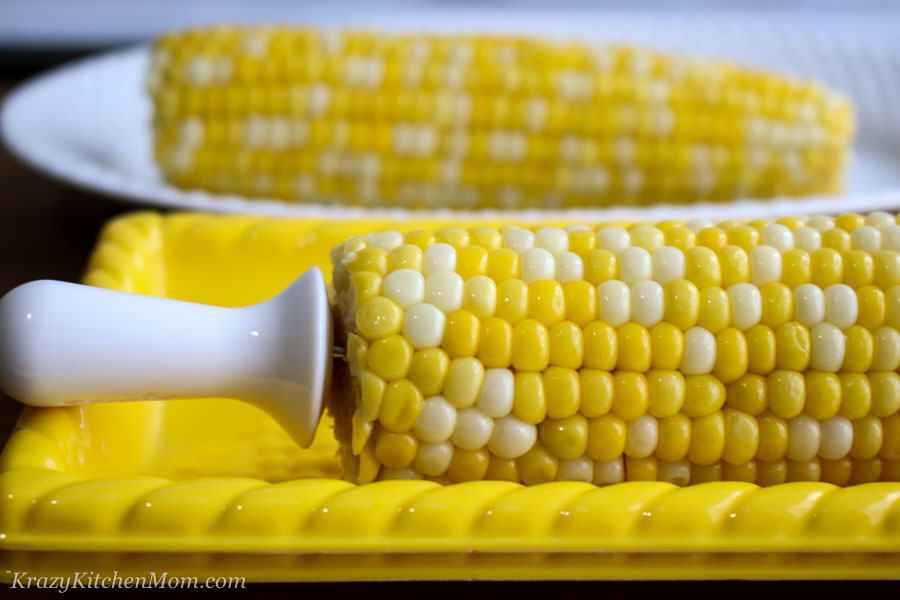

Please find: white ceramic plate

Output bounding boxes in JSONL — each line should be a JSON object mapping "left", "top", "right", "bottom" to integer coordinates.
{"left": 3, "top": 15, "right": 900, "bottom": 221}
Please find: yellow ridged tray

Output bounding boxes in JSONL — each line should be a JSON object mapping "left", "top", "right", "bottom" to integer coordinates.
{"left": 2, "top": 211, "right": 900, "bottom": 582}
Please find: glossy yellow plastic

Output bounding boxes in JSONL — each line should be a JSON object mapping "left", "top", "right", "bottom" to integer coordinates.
{"left": 1, "top": 212, "right": 899, "bottom": 582}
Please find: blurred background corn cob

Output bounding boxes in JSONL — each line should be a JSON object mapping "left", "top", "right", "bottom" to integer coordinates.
{"left": 148, "top": 25, "right": 853, "bottom": 209}
{"left": 330, "top": 211, "right": 900, "bottom": 486}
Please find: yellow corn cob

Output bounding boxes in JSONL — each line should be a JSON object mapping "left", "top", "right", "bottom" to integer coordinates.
{"left": 148, "top": 26, "right": 853, "bottom": 209}
{"left": 330, "top": 212, "right": 900, "bottom": 486}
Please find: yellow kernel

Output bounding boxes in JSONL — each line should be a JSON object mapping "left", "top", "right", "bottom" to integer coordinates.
{"left": 688, "top": 411, "right": 725, "bottom": 465}
{"left": 612, "top": 371, "right": 649, "bottom": 421}
{"left": 563, "top": 280, "right": 598, "bottom": 326}
{"left": 776, "top": 216, "right": 806, "bottom": 231}
{"left": 839, "top": 373, "right": 871, "bottom": 419}
{"left": 407, "top": 348, "right": 449, "bottom": 396}
{"left": 781, "top": 249, "right": 811, "bottom": 288}
{"left": 485, "top": 455, "right": 520, "bottom": 481}
{"left": 697, "top": 287, "right": 731, "bottom": 334}
{"left": 689, "top": 462, "right": 723, "bottom": 484}
{"left": 683, "top": 374, "right": 726, "bottom": 417}
{"left": 656, "top": 220, "right": 681, "bottom": 232}
{"left": 469, "top": 228, "right": 502, "bottom": 250}
{"left": 387, "top": 244, "right": 424, "bottom": 272}
{"left": 356, "top": 296, "right": 403, "bottom": 341}
{"left": 844, "top": 250, "right": 874, "bottom": 288}
{"left": 513, "top": 371, "right": 547, "bottom": 424}
{"left": 850, "top": 414, "right": 883, "bottom": 459}
{"left": 368, "top": 334, "right": 414, "bottom": 380}
{"left": 375, "top": 430, "right": 418, "bottom": 469}
{"left": 544, "top": 367, "right": 581, "bottom": 419}
{"left": 657, "top": 413, "right": 691, "bottom": 461}
{"left": 350, "top": 271, "right": 383, "bottom": 305}
{"left": 723, "top": 408, "right": 759, "bottom": 465}
{"left": 443, "top": 357, "right": 485, "bottom": 408}
{"left": 881, "top": 414, "right": 900, "bottom": 460}
{"left": 723, "top": 460, "right": 757, "bottom": 483}
{"left": 822, "top": 227, "right": 852, "bottom": 253}
{"left": 857, "top": 286, "right": 886, "bottom": 330}
{"left": 580, "top": 369, "right": 614, "bottom": 417}
{"left": 871, "top": 372, "right": 900, "bottom": 417}
{"left": 359, "top": 369, "right": 387, "bottom": 421}
{"left": 686, "top": 246, "right": 722, "bottom": 289}
{"left": 810, "top": 248, "right": 843, "bottom": 288}
{"left": 714, "top": 327, "right": 748, "bottom": 384}
{"left": 785, "top": 458, "right": 821, "bottom": 482}
{"left": 436, "top": 227, "right": 469, "bottom": 248}
{"left": 767, "top": 370, "right": 805, "bottom": 419}
{"left": 757, "top": 411, "right": 789, "bottom": 461}
{"left": 496, "top": 279, "right": 529, "bottom": 324}
{"left": 842, "top": 325, "right": 874, "bottom": 372}
{"left": 665, "top": 226, "right": 696, "bottom": 251}
{"left": 347, "top": 332, "right": 368, "bottom": 378}
{"left": 447, "top": 447, "right": 490, "bottom": 482}
{"left": 760, "top": 282, "right": 793, "bottom": 327}
{"left": 528, "top": 279, "right": 566, "bottom": 326}
{"left": 726, "top": 373, "right": 767, "bottom": 416}
{"left": 696, "top": 227, "right": 727, "bottom": 251}
{"left": 478, "top": 317, "right": 513, "bottom": 367}
{"left": 568, "top": 229, "right": 598, "bottom": 257}
{"left": 664, "top": 279, "right": 700, "bottom": 330}
{"left": 587, "top": 414, "right": 627, "bottom": 462}
{"left": 647, "top": 370, "right": 686, "bottom": 418}
{"left": 352, "top": 412, "right": 374, "bottom": 456}
{"left": 775, "top": 322, "right": 811, "bottom": 371}
{"left": 462, "top": 275, "right": 497, "bottom": 320}
{"left": 820, "top": 457, "right": 853, "bottom": 486}
{"left": 549, "top": 321, "right": 584, "bottom": 369}
{"left": 404, "top": 230, "right": 436, "bottom": 250}
{"left": 584, "top": 249, "right": 618, "bottom": 285}
{"left": 719, "top": 245, "right": 750, "bottom": 287}
{"left": 518, "top": 443, "right": 559, "bottom": 485}
{"left": 539, "top": 414, "right": 589, "bottom": 460}
{"left": 617, "top": 323, "right": 651, "bottom": 372}
{"left": 487, "top": 248, "right": 521, "bottom": 282}
{"left": 650, "top": 322, "right": 684, "bottom": 370}
{"left": 442, "top": 309, "right": 480, "bottom": 358}
{"left": 746, "top": 324, "right": 776, "bottom": 375}
{"left": 728, "top": 225, "right": 759, "bottom": 252}
{"left": 836, "top": 213, "right": 864, "bottom": 232}
{"left": 804, "top": 371, "right": 841, "bottom": 420}
{"left": 379, "top": 379, "right": 425, "bottom": 432}
{"left": 583, "top": 321, "right": 618, "bottom": 370}
{"left": 625, "top": 456, "right": 659, "bottom": 481}
{"left": 874, "top": 251, "right": 900, "bottom": 289}
{"left": 349, "top": 246, "right": 388, "bottom": 276}
{"left": 756, "top": 458, "right": 787, "bottom": 486}
{"left": 512, "top": 319, "right": 550, "bottom": 371}
{"left": 848, "top": 457, "right": 882, "bottom": 484}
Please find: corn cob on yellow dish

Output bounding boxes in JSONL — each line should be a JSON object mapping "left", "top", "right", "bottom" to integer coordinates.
{"left": 330, "top": 211, "right": 900, "bottom": 486}
{"left": 148, "top": 26, "right": 853, "bottom": 209}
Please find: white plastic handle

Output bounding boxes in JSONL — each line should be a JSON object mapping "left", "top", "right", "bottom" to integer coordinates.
{"left": 0, "top": 268, "right": 332, "bottom": 448}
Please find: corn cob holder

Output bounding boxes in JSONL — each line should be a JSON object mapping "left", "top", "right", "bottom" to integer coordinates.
{"left": 3, "top": 211, "right": 900, "bottom": 489}
{"left": 148, "top": 26, "right": 853, "bottom": 209}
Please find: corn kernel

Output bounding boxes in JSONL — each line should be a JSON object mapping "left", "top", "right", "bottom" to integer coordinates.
{"left": 780, "top": 249, "right": 811, "bottom": 288}
{"left": 871, "top": 372, "right": 900, "bottom": 417}
{"left": 839, "top": 372, "right": 871, "bottom": 419}
{"left": 844, "top": 250, "right": 874, "bottom": 288}
{"left": 767, "top": 370, "right": 805, "bottom": 419}
{"left": 786, "top": 414, "right": 821, "bottom": 461}
{"left": 652, "top": 246, "right": 686, "bottom": 285}
{"left": 612, "top": 371, "right": 649, "bottom": 421}
{"left": 375, "top": 430, "right": 418, "bottom": 469}
{"left": 625, "top": 456, "right": 658, "bottom": 481}
{"left": 442, "top": 309, "right": 480, "bottom": 358}
{"left": 746, "top": 324, "right": 776, "bottom": 375}
{"left": 539, "top": 414, "right": 589, "bottom": 459}
{"left": 875, "top": 251, "right": 900, "bottom": 289}
{"left": 489, "top": 414, "right": 538, "bottom": 459}
{"left": 873, "top": 326, "right": 900, "bottom": 371}
{"left": 683, "top": 374, "right": 726, "bottom": 418}
{"left": 839, "top": 325, "right": 873, "bottom": 373}
{"left": 443, "top": 357, "right": 485, "bottom": 408}
{"left": 512, "top": 318, "right": 550, "bottom": 371}
{"left": 722, "top": 460, "right": 757, "bottom": 483}
{"left": 775, "top": 322, "right": 811, "bottom": 371}
{"left": 650, "top": 322, "right": 684, "bottom": 370}
{"left": 728, "top": 225, "right": 759, "bottom": 252}
{"left": 405, "top": 230, "right": 436, "bottom": 250}
{"left": 563, "top": 280, "right": 598, "bottom": 326}
{"left": 785, "top": 457, "right": 821, "bottom": 482}
{"left": 720, "top": 246, "right": 750, "bottom": 288}
{"left": 356, "top": 295, "right": 403, "bottom": 341}
{"left": 447, "top": 447, "right": 490, "bottom": 482}
{"left": 543, "top": 367, "right": 581, "bottom": 419}
{"left": 682, "top": 326, "right": 717, "bottom": 374}
{"left": 686, "top": 246, "right": 722, "bottom": 289}
{"left": 750, "top": 246, "right": 782, "bottom": 286}
{"left": 689, "top": 462, "right": 723, "bottom": 484}
{"left": 726, "top": 373, "right": 767, "bottom": 416}
{"left": 587, "top": 414, "right": 627, "bottom": 462}
{"left": 617, "top": 322, "right": 651, "bottom": 372}
{"left": 475, "top": 317, "right": 512, "bottom": 368}
{"left": 820, "top": 457, "right": 853, "bottom": 485}
{"left": 485, "top": 455, "right": 520, "bottom": 481}
{"left": 656, "top": 413, "right": 691, "bottom": 461}
{"left": 452, "top": 406, "right": 495, "bottom": 449}
{"left": 528, "top": 279, "right": 565, "bottom": 326}
{"left": 414, "top": 395, "right": 457, "bottom": 443}
{"left": 714, "top": 327, "right": 748, "bottom": 383}
{"left": 568, "top": 229, "right": 598, "bottom": 257}
{"left": 518, "top": 442, "right": 559, "bottom": 485}
{"left": 631, "top": 225, "right": 665, "bottom": 252}
{"left": 697, "top": 287, "right": 731, "bottom": 334}
{"left": 760, "top": 282, "right": 793, "bottom": 328}
{"left": 836, "top": 213, "right": 865, "bottom": 232}
{"left": 625, "top": 413, "right": 659, "bottom": 458}
{"left": 794, "top": 227, "right": 822, "bottom": 252}
{"left": 822, "top": 227, "right": 851, "bottom": 252}
{"left": 849, "top": 457, "right": 882, "bottom": 484}
{"left": 403, "top": 303, "right": 446, "bottom": 349}
{"left": 379, "top": 379, "right": 425, "bottom": 432}
{"left": 849, "top": 414, "right": 883, "bottom": 459}
{"left": 664, "top": 279, "right": 701, "bottom": 330}
{"left": 583, "top": 321, "right": 618, "bottom": 370}
{"left": 696, "top": 227, "right": 727, "bottom": 251}
{"left": 462, "top": 275, "right": 497, "bottom": 320}
{"left": 487, "top": 248, "right": 521, "bottom": 282}
{"left": 513, "top": 371, "right": 547, "bottom": 424}
{"left": 547, "top": 321, "right": 584, "bottom": 369}
{"left": 413, "top": 441, "right": 454, "bottom": 477}
{"left": 756, "top": 458, "right": 787, "bottom": 486}
{"left": 457, "top": 245, "right": 489, "bottom": 280}
{"left": 496, "top": 279, "right": 529, "bottom": 323}
{"left": 659, "top": 459, "right": 691, "bottom": 486}
{"left": 352, "top": 412, "right": 374, "bottom": 455}
{"left": 387, "top": 244, "right": 424, "bottom": 273}
{"left": 367, "top": 334, "right": 414, "bottom": 381}
{"left": 581, "top": 369, "right": 614, "bottom": 417}
{"left": 349, "top": 246, "right": 388, "bottom": 276}
{"left": 857, "top": 286, "right": 886, "bottom": 330}
{"left": 810, "top": 248, "right": 843, "bottom": 288}
{"left": 470, "top": 228, "right": 502, "bottom": 251}
{"left": 585, "top": 249, "right": 619, "bottom": 285}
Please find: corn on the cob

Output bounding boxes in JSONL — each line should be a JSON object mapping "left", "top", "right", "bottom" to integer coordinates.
{"left": 149, "top": 26, "right": 853, "bottom": 209}
{"left": 330, "top": 212, "right": 900, "bottom": 486}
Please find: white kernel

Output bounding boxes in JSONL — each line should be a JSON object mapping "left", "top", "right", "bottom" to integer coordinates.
{"left": 625, "top": 414, "right": 659, "bottom": 458}
{"left": 793, "top": 283, "right": 825, "bottom": 327}
{"left": 451, "top": 407, "right": 495, "bottom": 450}
{"left": 807, "top": 215, "right": 835, "bottom": 232}
{"left": 476, "top": 369, "right": 515, "bottom": 418}
{"left": 883, "top": 225, "right": 900, "bottom": 252}
{"left": 793, "top": 226, "right": 822, "bottom": 252}
{"left": 503, "top": 228, "right": 535, "bottom": 253}
{"left": 786, "top": 414, "right": 821, "bottom": 461}
{"left": 521, "top": 248, "right": 556, "bottom": 284}
{"left": 749, "top": 246, "right": 782, "bottom": 286}
{"left": 824, "top": 283, "right": 858, "bottom": 330}
{"left": 424, "top": 243, "right": 457, "bottom": 276}
{"left": 727, "top": 283, "right": 763, "bottom": 330}
{"left": 819, "top": 415, "right": 853, "bottom": 460}
{"left": 556, "top": 457, "right": 594, "bottom": 482}
{"left": 415, "top": 396, "right": 457, "bottom": 444}
{"left": 556, "top": 252, "right": 584, "bottom": 285}
{"left": 425, "top": 272, "right": 464, "bottom": 313}
{"left": 597, "top": 280, "right": 631, "bottom": 327}
{"left": 867, "top": 211, "right": 895, "bottom": 230}
{"left": 383, "top": 269, "right": 425, "bottom": 309}
{"left": 597, "top": 227, "right": 631, "bottom": 254}
{"left": 873, "top": 326, "right": 900, "bottom": 371}
{"left": 463, "top": 276, "right": 497, "bottom": 320}
{"left": 810, "top": 322, "right": 846, "bottom": 372}
{"left": 652, "top": 246, "right": 686, "bottom": 284}
{"left": 414, "top": 441, "right": 454, "bottom": 476}
{"left": 403, "top": 303, "right": 446, "bottom": 348}
{"left": 852, "top": 225, "right": 882, "bottom": 253}
{"left": 619, "top": 247, "right": 653, "bottom": 285}
{"left": 489, "top": 415, "right": 537, "bottom": 458}
{"left": 630, "top": 280, "right": 664, "bottom": 328}
{"left": 686, "top": 218, "right": 714, "bottom": 233}
{"left": 682, "top": 327, "right": 717, "bottom": 374}
{"left": 658, "top": 460, "right": 691, "bottom": 486}
{"left": 535, "top": 227, "right": 569, "bottom": 256}
{"left": 592, "top": 457, "right": 624, "bottom": 485}
{"left": 761, "top": 224, "right": 794, "bottom": 252}
{"left": 367, "top": 231, "right": 402, "bottom": 252}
